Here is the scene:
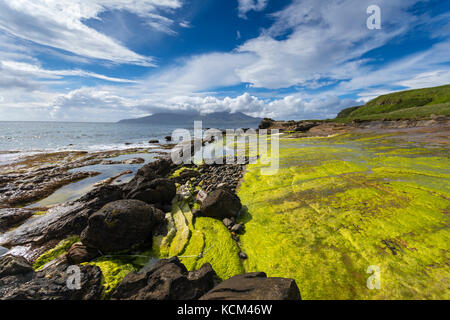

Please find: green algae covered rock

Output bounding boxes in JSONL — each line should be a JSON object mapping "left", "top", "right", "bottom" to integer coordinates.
{"left": 151, "top": 197, "right": 244, "bottom": 280}
{"left": 238, "top": 132, "right": 450, "bottom": 300}
{"left": 33, "top": 235, "right": 80, "bottom": 270}
{"left": 84, "top": 257, "right": 137, "bottom": 298}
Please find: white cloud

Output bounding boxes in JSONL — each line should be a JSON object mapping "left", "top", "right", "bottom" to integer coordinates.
{"left": 4, "top": 84, "right": 355, "bottom": 121}
{"left": 0, "top": 60, "right": 137, "bottom": 84}
{"left": 144, "top": 52, "right": 256, "bottom": 94}
{"left": 238, "top": 0, "right": 268, "bottom": 19}
{"left": 1, "top": 0, "right": 448, "bottom": 122}
{"left": 236, "top": 0, "right": 421, "bottom": 89}
{"left": 397, "top": 70, "right": 450, "bottom": 89}
{"left": 0, "top": 0, "right": 184, "bottom": 65}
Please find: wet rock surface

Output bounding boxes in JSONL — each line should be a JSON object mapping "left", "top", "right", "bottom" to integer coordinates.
{"left": 0, "top": 170, "right": 100, "bottom": 207}
{"left": 0, "top": 137, "right": 301, "bottom": 300}
{"left": 81, "top": 199, "right": 161, "bottom": 254}
{"left": 111, "top": 257, "right": 216, "bottom": 300}
{"left": 0, "top": 208, "right": 35, "bottom": 232}
{"left": 200, "top": 272, "right": 301, "bottom": 300}
{"left": 0, "top": 255, "right": 103, "bottom": 300}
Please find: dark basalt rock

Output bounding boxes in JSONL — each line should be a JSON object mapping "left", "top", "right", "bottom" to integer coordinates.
{"left": 0, "top": 255, "right": 103, "bottom": 300}
{"left": 122, "top": 158, "right": 174, "bottom": 195}
{"left": 111, "top": 257, "right": 216, "bottom": 300}
{"left": 0, "top": 185, "right": 124, "bottom": 262}
{"left": 81, "top": 199, "right": 160, "bottom": 253}
{"left": 0, "top": 255, "right": 34, "bottom": 278}
{"left": 66, "top": 242, "right": 99, "bottom": 264}
{"left": 0, "top": 203, "right": 88, "bottom": 249}
{"left": 0, "top": 208, "right": 34, "bottom": 232}
{"left": 295, "top": 122, "right": 320, "bottom": 132}
{"left": 126, "top": 178, "right": 176, "bottom": 205}
{"left": 200, "top": 272, "right": 301, "bottom": 300}
{"left": 201, "top": 189, "right": 242, "bottom": 220}
{"left": 148, "top": 139, "right": 159, "bottom": 144}
{"left": 173, "top": 168, "right": 200, "bottom": 183}
{"left": 259, "top": 118, "right": 275, "bottom": 129}
{"left": 78, "top": 184, "right": 123, "bottom": 212}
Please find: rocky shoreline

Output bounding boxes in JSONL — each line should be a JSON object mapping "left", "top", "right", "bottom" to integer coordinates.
{"left": 0, "top": 137, "right": 301, "bottom": 300}
{"left": 1, "top": 116, "right": 448, "bottom": 300}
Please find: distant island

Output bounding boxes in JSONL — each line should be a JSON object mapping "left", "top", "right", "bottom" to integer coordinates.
{"left": 118, "top": 111, "right": 263, "bottom": 129}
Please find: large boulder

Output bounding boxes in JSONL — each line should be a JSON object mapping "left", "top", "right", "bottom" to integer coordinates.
{"left": 126, "top": 178, "right": 176, "bottom": 205}
{"left": 200, "top": 272, "right": 301, "bottom": 300}
{"left": 111, "top": 257, "right": 216, "bottom": 300}
{"left": 200, "top": 189, "right": 242, "bottom": 219}
{"left": 81, "top": 200, "right": 161, "bottom": 253}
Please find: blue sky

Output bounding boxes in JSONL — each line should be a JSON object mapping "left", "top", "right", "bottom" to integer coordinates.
{"left": 0, "top": 0, "right": 449, "bottom": 122}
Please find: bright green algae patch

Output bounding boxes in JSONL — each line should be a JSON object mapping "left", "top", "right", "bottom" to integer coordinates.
{"left": 33, "top": 236, "right": 80, "bottom": 270}
{"left": 151, "top": 195, "right": 243, "bottom": 280}
{"left": 238, "top": 132, "right": 450, "bottom": 300}
{"left": 84, "top": 257, "right": 137, "bottom": 298}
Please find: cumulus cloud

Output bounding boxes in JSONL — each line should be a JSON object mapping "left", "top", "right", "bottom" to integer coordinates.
{"left": 17, "top": 85, "right": 355, "bottom": 122}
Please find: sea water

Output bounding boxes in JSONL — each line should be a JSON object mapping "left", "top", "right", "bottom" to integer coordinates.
{"left": 0, "top": 121, "right": 180, "bottom": 164}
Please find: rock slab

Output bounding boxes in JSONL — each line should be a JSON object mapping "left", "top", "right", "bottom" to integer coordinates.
{"left": 112, "top": 257, "right": 216, "bottom": 300}
{"left": 200, "top": 272, "right": 301, "bottom": 300}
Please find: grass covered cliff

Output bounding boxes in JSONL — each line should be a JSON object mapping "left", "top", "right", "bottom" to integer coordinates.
{"left": 336, "top": 84, "right": 450, "bottom": 122}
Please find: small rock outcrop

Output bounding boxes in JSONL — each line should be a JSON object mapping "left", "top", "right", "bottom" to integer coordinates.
{"left": 201, "top": 189, "right": 242, "bottom": 219}
{"left": 200, "top": 272, "right": 301, "bottom": 300}
{"left": 81, "top": 200, "right": 161, "bottom": 253}
{"left": 111, "top": 257, "right": 216, "bottom": 300}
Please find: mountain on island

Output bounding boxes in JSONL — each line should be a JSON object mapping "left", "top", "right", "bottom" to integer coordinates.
{"left": 118, "top": 111, "right": 263, "bottom": 128}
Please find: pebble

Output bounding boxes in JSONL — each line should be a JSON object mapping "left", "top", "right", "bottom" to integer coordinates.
{"left": 238, "top": 252, "right": 248, "bottom": 260}
{"left": 231, "top": 223, "right": 244, "bottom": 234}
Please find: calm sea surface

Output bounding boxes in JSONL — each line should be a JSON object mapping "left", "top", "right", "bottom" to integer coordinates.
{"left": 0, "top": 121, "right": 180, "bottom": 164}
